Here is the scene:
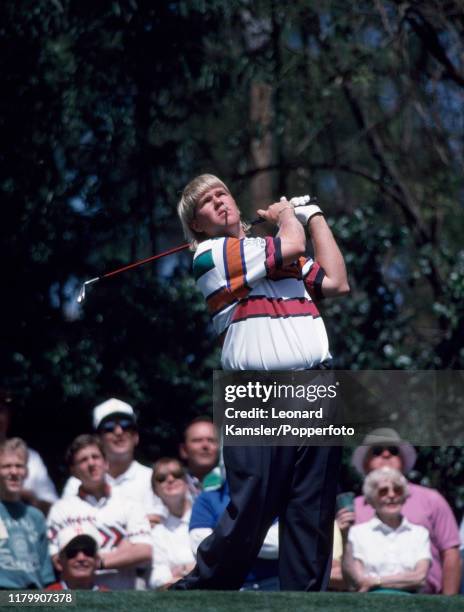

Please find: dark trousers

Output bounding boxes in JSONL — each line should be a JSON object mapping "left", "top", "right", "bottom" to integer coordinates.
{"left": 174, "top": 444, "right": 342, "bottom": 591}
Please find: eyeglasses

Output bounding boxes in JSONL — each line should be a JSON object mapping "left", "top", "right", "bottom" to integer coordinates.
{"left": 377, "top": 484, "right": 404, "bottom": 497}
{"left": 154, "top": 468, "right": 185, "bottom": 483}
{"left": 65, "top": 546, "right": 96, "bottom": 560}
{"left": 371, "top": 445, "right": 400, "bottom": 457}
{"left": 98, "top": 418, "right": 136, "bottom": 434}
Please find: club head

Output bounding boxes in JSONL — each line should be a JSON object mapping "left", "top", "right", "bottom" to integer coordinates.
{"left": 76, "top": 277, "right": 99, "bottom": 303}
{"left": 77, "top": 284, "right": 86, "bottom": 303}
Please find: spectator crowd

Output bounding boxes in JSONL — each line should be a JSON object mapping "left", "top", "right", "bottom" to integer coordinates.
{"left": 0, "top": 390, "right": 462, "bottom": 595}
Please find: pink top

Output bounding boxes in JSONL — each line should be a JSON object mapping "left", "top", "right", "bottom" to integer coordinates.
{"left": 355, "top": 482, "right": 460, "bottom": 593}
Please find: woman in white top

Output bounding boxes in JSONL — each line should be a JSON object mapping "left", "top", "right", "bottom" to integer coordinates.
{"left": 343, "top": 466, "right": 431, "bottom": 593}
{"left": 149, "top": 458, "right": 195, "bottom": 590}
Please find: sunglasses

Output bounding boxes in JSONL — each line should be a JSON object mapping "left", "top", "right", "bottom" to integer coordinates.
{"left": 98, "top": 418, "right": 136, "bottom": 434}
{"left": 371, "top": 445, "right": 400, "bottom": 457}
{"left": 154, "top": 468, "right": 185, "bottom": 483}
{"left": 378, "top": 484, "right": 404, "bottom": 497}
{"left": 65, "top": 546, "right": 96, "bottom": 560}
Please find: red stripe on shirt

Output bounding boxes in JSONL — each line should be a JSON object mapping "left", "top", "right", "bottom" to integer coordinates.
{"left": 231, "top": 296, "right": 320, "bottom": 323}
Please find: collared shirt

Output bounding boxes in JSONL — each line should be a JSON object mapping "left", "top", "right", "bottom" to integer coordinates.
{"left": 149, "top": 507, "right": 195, "bottom": 589}
{"left": 354, "top": 482, "right": 460, "bottom": 593}
{"left": 61, "top": 460, "right": 166, "bottom": 517}
{"left": 349, "top": 515, "right": 431, "bottom": 581}
{"left": 47, "top": 487, "right": 152, "bottom": 590}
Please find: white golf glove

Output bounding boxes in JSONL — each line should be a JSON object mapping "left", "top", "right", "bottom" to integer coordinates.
{"left": 287, "top": 195, "right": 323, "bottom": 225}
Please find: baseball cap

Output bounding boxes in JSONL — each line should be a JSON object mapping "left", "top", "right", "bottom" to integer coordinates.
{"left": 351, "top": 428, "right": 417, "bottom": 476}
{"left": 92, "top": 398, "right": 136, "bottom": 430}
{"left": 57, "top": 524, "right": 100, "bottom": 554}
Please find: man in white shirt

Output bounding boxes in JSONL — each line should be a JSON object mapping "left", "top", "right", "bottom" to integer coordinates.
{"left": 48, "top": 434, "right": 152, "bottom": 590}
{"left": 61, "top": 398, "right": 165, "bottom": 522}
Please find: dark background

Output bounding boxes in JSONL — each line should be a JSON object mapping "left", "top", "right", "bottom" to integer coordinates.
{"left": 1, "top": 1, "right": 463, "bottom": 514}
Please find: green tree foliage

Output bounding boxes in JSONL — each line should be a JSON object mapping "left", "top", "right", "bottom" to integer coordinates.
{"left": 1, "top": 0, "right": 463, "bottom": 507}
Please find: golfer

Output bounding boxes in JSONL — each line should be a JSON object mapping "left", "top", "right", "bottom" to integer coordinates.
{"left": 175, "top": 174, "right": 349, "bottom": 590}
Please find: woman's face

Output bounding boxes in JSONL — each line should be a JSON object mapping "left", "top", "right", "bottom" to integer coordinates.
{"left": 153, "top": 461, "right": 187, "bottom": 504}
{"left": 373, "top": 478, "right": 405, "bottom": 518}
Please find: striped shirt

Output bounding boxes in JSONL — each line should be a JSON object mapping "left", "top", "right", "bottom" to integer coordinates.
{"left": 193, "top": 236, "right": 330, "bottom": 370}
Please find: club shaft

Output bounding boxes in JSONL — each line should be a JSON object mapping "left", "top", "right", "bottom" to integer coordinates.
{"left": 101, "top": 243, "right": 190, "bottom": 279}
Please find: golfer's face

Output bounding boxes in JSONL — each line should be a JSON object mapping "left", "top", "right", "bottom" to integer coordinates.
{"left": 191, "top": 185, "right": 242, "bottom": 238}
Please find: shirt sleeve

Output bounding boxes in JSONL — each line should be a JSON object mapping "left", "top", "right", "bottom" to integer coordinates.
{"left": 301, "top": 257, "right": 326, "bottom": 301}
{"left": 46, "top": 502, "right": 63, "bottom": 557}
{"left": 428, "top": 490, "right": 460, "bottom": 551}
{"left": 413, "top": 526, "right": 432, "bottom": 563}
{"left": 125, "top": 501, "right": 152, "bottom": 545}
{"left": 347, "top": 525, "right": 366, "bottom": 564}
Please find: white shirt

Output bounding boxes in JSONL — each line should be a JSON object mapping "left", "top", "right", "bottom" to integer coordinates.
{"left": 459, "top": 517, "right": 464, "bottom": 551}
{"left": 61, "top": 460, "right": 166, "bottom": 517}
{"left": 24, "top": 448, "right": 58, "bottom": 504}
{"left": 149, "top": 508, "right": 195, "bottom": 589}
{"left": 47, "top": 487, "right": 152, "bottom": 590}
{"left": 348, "top": 516, "right": 431, "bottom": 578}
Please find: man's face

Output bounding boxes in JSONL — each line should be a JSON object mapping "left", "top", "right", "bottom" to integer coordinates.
{"left": 190, "top": 184, "right": 242, "bottom": 239}
{"left": 0, "top": 451, "right": 27, "bottom": 501}
{"left": 71, "top": 445, "right": 107, "bottom": 489}
{"left": 180, "top": 422, "right": 219, "bottom": 476}
{"left": 364, "top": 445, "right": 403, "bottom": 473}
{"left": 98, "top": 416, "right": 139, "bottom": 461}
{"left": 60, "top": 540, "right": 98, "bottom": 584}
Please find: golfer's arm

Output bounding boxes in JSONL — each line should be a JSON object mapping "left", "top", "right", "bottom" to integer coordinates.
{"left": 307, "top": 215, "right": 349, "bottom": 297}
{"left": 276, "top": 208, "right": 306, "bottom": 265}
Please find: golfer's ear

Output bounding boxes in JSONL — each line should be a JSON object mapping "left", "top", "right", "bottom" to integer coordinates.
{"left": 190, "top": 218, "right": 202, "bottom": 233}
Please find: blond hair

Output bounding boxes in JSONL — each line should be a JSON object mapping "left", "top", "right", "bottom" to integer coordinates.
{"left": 177, "top": 174, "right": 249, "bottom": 250}
{"left": 0, "top": 437, "right": 29, "bottom": 463}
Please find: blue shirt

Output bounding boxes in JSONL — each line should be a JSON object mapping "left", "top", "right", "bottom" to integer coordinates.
{"left": 0, "top": 501, "right": 55, "bottom": 588}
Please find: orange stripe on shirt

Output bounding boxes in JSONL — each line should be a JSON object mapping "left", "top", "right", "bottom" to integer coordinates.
{"left": 225, "top": 238, "right": 247, "bottom": 294}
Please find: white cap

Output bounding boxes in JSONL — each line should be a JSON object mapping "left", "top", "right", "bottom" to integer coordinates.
{"left": 57, "top": 524, "right": 100, "bottom": 553}
{"left": 92, "top": 398, "right": 135, "bottom": 430}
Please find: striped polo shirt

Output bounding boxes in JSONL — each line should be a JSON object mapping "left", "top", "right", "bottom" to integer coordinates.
{"left": 193, "top": 236, "right": 330, "bottom": 370}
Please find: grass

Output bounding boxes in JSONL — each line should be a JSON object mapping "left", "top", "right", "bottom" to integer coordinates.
{"left": 3, "top": 591, "right": 461, "bottom": 612}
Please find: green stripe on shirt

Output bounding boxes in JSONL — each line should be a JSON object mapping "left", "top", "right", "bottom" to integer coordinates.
{"left": 193, "top": 249, "right": 215, "bottom": 280}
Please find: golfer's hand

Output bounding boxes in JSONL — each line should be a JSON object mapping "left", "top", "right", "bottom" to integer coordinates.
{"left": 257, "top": 197, "right": 295, "bottom": 225}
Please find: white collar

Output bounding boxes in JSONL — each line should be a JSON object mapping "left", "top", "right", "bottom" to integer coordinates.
{"left": 371, "top": 514, "right": 412, "bottom": 534}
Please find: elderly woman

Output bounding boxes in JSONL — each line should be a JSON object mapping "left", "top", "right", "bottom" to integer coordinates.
{"left": 149, "top": 457, "right": 195, "bottom": 590}
{"left": 342, "top": 467, "right": 431, "bottom": 593}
